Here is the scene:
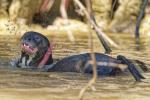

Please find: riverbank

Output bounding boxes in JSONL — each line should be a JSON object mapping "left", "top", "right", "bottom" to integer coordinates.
{"left": 0, "top": 18, "right": 89, "bottom": 36}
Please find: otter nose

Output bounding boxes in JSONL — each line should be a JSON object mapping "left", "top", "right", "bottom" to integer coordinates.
{"left": 22, "top": 42, "right": 28, "bottom": 46}
{"left": 25, "top": 42, "right": 28, "bottom": 46}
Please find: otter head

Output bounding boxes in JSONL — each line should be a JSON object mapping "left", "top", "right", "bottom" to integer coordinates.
{"left": 19, "top": 31, "right": 53, "bottom": 68}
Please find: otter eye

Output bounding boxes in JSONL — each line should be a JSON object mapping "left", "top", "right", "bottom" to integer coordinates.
{"left": 28, "top": 38, "right": 31, "bottom": 41}
{"left": 34, "top": 35, "right": 41, "bottom": 42}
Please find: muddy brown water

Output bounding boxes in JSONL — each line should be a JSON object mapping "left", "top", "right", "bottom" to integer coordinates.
{"left": 0, "top": 32, "right": 150, "bottom": 100}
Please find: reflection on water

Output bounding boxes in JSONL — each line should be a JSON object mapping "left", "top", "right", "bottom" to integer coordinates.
{"left": 0, "top": 33, "right": 150, "bottom": 100}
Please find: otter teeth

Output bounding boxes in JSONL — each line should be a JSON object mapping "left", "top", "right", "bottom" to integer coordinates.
{"left": 26, "top": 45, "right": 30, "bottom": 48}
{"left": 24, "top": 44, "right": 30, "bottom": 48}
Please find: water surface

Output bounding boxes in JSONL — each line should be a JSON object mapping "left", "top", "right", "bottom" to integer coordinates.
{"left": 0, "top": 32, "right": 150, "bottom": 100}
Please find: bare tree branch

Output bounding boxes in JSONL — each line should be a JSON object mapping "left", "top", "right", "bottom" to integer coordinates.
{"left": 73, "top": 0, "right": 118, "bottom": 54}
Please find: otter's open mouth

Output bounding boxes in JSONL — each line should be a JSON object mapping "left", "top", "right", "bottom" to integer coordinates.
{"left": 21, "top": 43, "right": 38, "bottom": 54}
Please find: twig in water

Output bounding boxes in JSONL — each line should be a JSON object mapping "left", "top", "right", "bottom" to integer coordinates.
{"left": 72, "top": 0, "right": 116, "bottom": 99}
{"left": 79, "top": 26, "right": 97, "bottom": 100}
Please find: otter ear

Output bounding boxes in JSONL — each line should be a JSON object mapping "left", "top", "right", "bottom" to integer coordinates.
{"left": 34, "top": 35, "right": 41, "bottom": 43}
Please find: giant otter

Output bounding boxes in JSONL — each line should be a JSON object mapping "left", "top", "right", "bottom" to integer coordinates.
{"left": 11, "top": 31, "right": 149, "bottom": 81}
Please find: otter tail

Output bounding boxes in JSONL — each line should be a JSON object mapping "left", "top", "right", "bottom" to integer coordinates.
{"left": 117, "top": 55, "right": 145, "bottom": 82}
